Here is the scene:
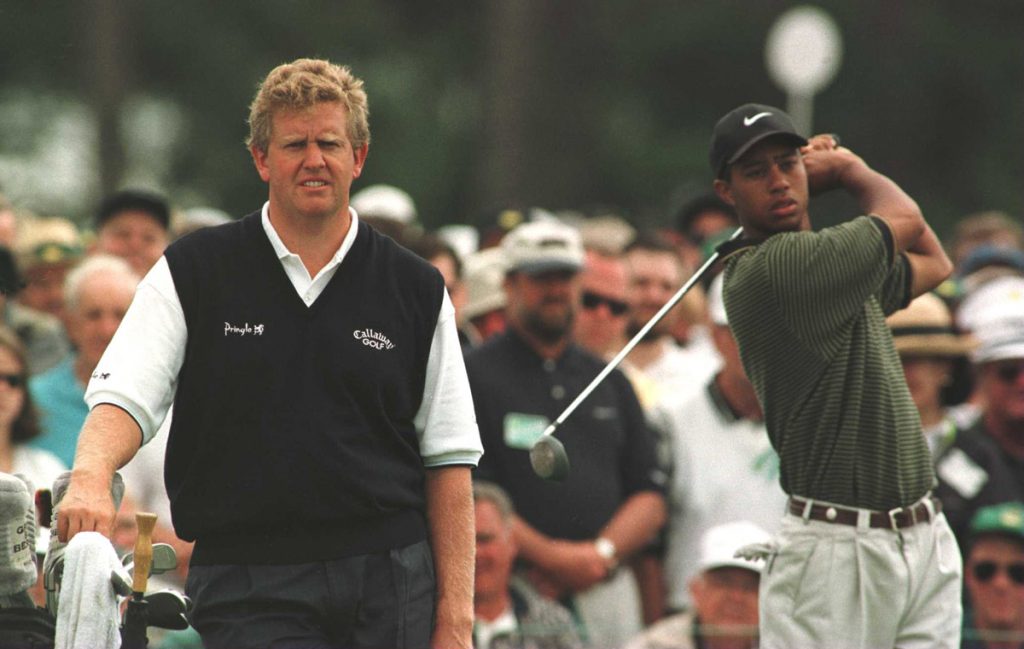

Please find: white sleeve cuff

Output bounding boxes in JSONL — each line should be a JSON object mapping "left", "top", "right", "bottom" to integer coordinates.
{"left": 423, "top": 450, "right": 482, "bottom": 468}
{"left": 84, "top": 394, "right": 157, "bottom": 445}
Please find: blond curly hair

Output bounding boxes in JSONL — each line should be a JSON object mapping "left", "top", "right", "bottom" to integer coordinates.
{"left": 246, "top": 58, "right": 370, "bottom": 153}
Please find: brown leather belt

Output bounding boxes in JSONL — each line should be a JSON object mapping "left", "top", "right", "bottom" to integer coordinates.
{"left": 788, "top": 495, "right": 942, "bottom": 530}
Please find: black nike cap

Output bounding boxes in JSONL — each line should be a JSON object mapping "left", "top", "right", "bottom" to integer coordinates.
{"left": 709, "top": 103, "right": 808, "bottom": 178}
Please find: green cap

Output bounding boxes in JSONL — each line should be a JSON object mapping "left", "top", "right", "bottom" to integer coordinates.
{"left": 969, "top": 502, "right": 1024, "bottom": 542}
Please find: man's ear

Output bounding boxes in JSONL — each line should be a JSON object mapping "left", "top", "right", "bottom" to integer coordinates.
{"left": 352, "top": 143, "right": 369, "bottom": 179}
{"left": 713, "top": 178, "right": 735, "bottom": 207}
{"left": 251, "top": 145, "right": 271, "bottom": 183}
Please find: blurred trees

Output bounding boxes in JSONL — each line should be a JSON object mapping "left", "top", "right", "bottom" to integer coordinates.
{"left": 0, "top": 0, "right": 1020, "bottom": 238}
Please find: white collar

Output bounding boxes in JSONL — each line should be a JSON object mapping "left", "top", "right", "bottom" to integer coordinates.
{"left": 260, "top": 202, "right": 360, "bottom": 264}
{"left": 474, "top": 607, "right": 517, "bottom": 649}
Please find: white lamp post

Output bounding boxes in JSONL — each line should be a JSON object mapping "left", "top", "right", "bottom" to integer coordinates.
{"left": 765, "top": 6, "right": 843, "bottom": 135}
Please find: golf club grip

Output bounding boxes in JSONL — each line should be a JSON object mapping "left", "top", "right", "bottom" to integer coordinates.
{"left": 132, "top": 512, "right": 158, "bottom": 595}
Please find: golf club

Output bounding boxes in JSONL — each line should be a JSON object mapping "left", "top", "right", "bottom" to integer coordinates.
{"left": 122, "top": 543, "right": 179, "bottom": 576}
{"left": 529, "top": 226, "right": 743, "bottom": 481}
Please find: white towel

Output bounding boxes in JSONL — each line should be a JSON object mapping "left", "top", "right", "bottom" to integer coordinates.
{"left": 55, "top": 531, "right": 129, "bottom": 649}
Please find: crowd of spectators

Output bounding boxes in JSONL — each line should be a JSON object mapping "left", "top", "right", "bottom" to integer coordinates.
{"left": 0, "top": 182, "right": 1021, "bottom": 648}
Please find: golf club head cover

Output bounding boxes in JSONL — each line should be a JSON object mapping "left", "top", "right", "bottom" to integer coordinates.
{"left": 0, "top": 472, "right": 36, "bottom": 597}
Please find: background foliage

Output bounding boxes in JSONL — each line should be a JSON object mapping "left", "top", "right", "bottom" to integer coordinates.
{"left": 1, "top": 1, "right": 1021, "bottom": 239}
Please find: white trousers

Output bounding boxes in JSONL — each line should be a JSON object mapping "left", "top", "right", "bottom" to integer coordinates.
{"left": 760, "top": 505, "right": 962, "bottom": 649}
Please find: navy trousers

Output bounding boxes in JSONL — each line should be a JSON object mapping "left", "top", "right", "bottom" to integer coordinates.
{"left": 185, "top": 540, "right": 436, "bottom": 649}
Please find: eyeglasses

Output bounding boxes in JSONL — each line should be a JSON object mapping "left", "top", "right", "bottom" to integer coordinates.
{"left": 581, "top": 291, "right": 628, "bottom": 316}
{"left": 0, "top": 373, "right": 24, "bottom": 389}
{"left": 991, "top": 361, "right": 1024, "bottom": 384}
{"left": 972, "top": 560, "right": 1024, "bottom": 585}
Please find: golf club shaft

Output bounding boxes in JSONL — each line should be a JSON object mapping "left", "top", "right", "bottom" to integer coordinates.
{"left": 539, "top": 226, "right": 743, "bottom": 439}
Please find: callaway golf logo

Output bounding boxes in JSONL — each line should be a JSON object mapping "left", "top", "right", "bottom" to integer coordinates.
{"left": 353, "top": 328, "right": 395, "bottom": 350}
{"left": 743, "top": 112, "right": 772, "bottom": 126}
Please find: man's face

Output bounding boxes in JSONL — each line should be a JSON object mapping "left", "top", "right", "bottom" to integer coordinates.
{"left": 504, "top": 269, "right": 579, "bottom": 345}
{"left": 20, "top": 263, "right": 74, "bottom": 320}
{"left": 625, "top": 249, "right": 682, "bottom": 339}
{"left": 95, "top": 211, "right": 168, "bottom": 277}
{"left": 474, "top": 500, "right": 516, "bottom": 603}
{"left": 965, "top": 535, "right": 1024, "bottom": 632}
{"left": 251, "top": 102, "right": 368, "bottom": 226}
{"left": 977, "top": 358, "right": 1024, "bottom": 427}
{"left": 714, "top": 138, "right": 810, "bottom": 240}
{"left": 574, "top": 252, "right": 629, "bottom": 356}
{"left": 67, "top": 271, "right": 136, "bottom": 372}
{"left": 689, "top": 567, "right": 760, "bottom": 639}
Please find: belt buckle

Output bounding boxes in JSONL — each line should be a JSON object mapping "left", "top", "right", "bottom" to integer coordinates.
{"left": 887, "top": 506, "right": 904, "bottom": 531}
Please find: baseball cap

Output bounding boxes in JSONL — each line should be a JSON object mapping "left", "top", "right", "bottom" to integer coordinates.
{"left": 958, "top": 276, "right": 1024, "bottom": 363}
{"left": 462, "top": 247, "right": 507, "bottom": 321}
{"left": 959, "top": 244, "right": 1024, "bottom": 279}
{"left": 969, "top": 502, "right": 1024, "bottom": 543}
{"left": 350, "top": 184, "right": 417, "bottom": 225}
{"left": 15, "top": 217, "right": 83, "bottom": 270}
{"left": 709, "top": 103, "right": 808, "bottom": 178}
{"left": 698, "top": 520, "right": 772, "bottom": 574}
{"left": 886, "top": 292, "right": 975, "bottom": 358}
{"left": 95, "top": 189, "right": 171, "bottom": 231}
{"left": 502, "top": 220, "right": 584, "bottom": 275}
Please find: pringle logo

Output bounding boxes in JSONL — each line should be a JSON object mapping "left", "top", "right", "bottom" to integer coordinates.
{"left": 224, "top": 322, "right": 265, "bottom": 336}
{"left": 353, "top": 328, "right": 395, "bottom": 350}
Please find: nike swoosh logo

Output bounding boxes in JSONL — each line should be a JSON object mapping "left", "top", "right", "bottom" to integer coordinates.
{"left": 743, "top": 112, "right": 772, "bottom": 126}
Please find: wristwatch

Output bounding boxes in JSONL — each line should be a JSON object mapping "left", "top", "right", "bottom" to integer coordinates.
{"left": 594, "top": 536, "right": 618, "bottom": 568}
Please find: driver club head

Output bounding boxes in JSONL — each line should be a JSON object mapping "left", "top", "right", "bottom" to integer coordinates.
{"left": 530, "top": 435, "right": 570, "bottom": 482}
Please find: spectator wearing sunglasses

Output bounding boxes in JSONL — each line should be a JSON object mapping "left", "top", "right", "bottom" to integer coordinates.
{"left": 887, "top": 292, "right": 1019, "bottom": 550}
{"left": 573, "top": 248, "right": 630, "bottom": 361}
{"left": 956, "top": 277, "right": 1024, "bottom": 503}
{"left": 962, "top": 502, "right": 1024, "bottom": 649}
{"left": 0, "top": 325, "right": 64, "bottom": 491}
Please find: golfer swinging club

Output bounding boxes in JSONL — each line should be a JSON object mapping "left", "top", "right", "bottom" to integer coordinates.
{"left": 710, "top": 104, "right": 961, "bottom": 649}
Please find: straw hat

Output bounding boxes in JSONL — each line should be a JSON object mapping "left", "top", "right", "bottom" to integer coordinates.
{"left": 15, "top": 216, "right": 83, "bottom": 271}
{"left": 886, "top": 292, "right": 976, "bottom": 357}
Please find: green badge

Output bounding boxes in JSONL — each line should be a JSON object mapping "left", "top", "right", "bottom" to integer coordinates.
{"left": 503, "top": 412, "right": 550, "bottom": 449}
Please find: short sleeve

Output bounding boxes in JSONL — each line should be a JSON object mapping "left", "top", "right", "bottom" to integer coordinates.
{"left": 764, "top": 216, "right": 895, "bottom": 343}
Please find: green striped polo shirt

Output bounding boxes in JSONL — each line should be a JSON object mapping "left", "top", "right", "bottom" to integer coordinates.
{"left": 721, "top": 215, "right": 934, "bottom": 510}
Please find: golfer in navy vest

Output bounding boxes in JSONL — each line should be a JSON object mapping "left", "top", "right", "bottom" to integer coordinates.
{"left": 56, "top": 58, "right": 483, "bottom": 649}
